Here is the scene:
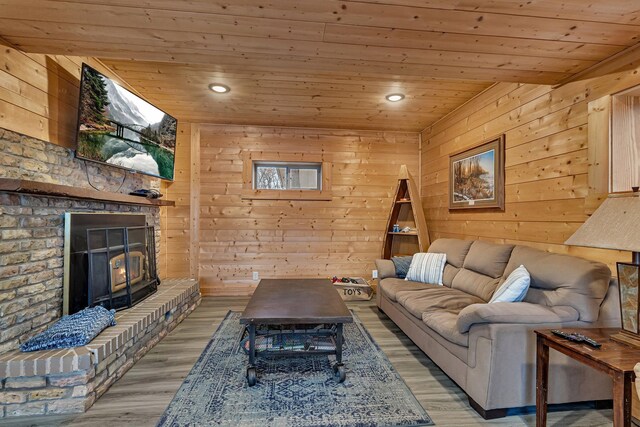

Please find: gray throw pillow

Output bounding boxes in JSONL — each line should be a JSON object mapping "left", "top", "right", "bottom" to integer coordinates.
{"left": 392, "top": 256, "right": 413, "bottom": 279}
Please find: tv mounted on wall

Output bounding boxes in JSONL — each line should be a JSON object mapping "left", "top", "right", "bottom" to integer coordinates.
{"left": 75, "top": 63, "right": 177, "bottom": 181}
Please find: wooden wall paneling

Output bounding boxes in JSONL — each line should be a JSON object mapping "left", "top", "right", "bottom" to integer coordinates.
{"left": 190, "top": 124, "right": 201, "bottom": 280}
{"left": 404, "top": 167, "right": 429, "bottom": 251}
{"left": 0, "top": 40, "right": 179, "bottom": 281}
{"left": 611, "top": 94, "right": 640, "bottom": 192}
{"left": 421, "top": 60, "right": 640, "bottom": 273}
{"left": 587, "top": 95, "right": 611, "bottom": 195}
{"left": 196, "top": 125, "right": 419, "bottom": 296}
{"left": 160, "top": 122, "right": 193, "bottom": 279}
{"left": 0, "top": 40, "right": 146, "bottom": 148}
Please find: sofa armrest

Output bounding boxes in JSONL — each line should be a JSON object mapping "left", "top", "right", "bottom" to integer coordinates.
{"left": 466, "top": 320, "right": 609, "bottom": 410}
{"left": 457, "top": 302, "right": 579, "bottom": 333}
{"left": 375, "top": 259, "right": 396, "bottom": 280}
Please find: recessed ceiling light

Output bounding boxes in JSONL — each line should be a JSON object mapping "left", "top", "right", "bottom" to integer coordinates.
{"left": 209, "top": 83, "right": 230, "bottom": 93}
{"left": 386, "top": 93, "right": 405, "bottom": 102}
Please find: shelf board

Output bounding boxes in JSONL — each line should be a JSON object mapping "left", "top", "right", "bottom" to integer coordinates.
{"left": 395, "top": 200, "right": 412, "bottom": 204}
{"left": 387, "top": 231, "right": 418, "bottom": 236}
{"left": 0, "top": 178, "right": 175, "bottom": 207}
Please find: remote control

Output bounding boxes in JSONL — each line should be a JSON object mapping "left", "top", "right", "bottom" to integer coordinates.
{"left": 551, "top": 330, "right": 578, "bottom": 341}
{"left": 551, "top": 330, "right": 601, "bottom": 348}
{"left": 573, "top": 333, "right": 601, "bottom": 348}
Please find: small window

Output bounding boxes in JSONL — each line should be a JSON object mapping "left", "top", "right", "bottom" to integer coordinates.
{"left": 254, "top": 162, "right": 322, "bottom": 190}
{"left": 242, "top": 153, "right": 332, "bottom": 200}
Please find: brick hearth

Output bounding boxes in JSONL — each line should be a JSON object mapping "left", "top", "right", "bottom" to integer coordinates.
{"left": 0, "top": 279, "right": 200, "bottom": 418}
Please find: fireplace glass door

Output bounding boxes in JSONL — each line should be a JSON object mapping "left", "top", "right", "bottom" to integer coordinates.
{"left": 86, "top": 225, "right": 158, "bottom": 311}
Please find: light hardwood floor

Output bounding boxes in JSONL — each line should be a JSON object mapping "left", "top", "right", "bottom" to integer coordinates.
{"left": 3, "top": 297, "right": 614, "bottom": 426}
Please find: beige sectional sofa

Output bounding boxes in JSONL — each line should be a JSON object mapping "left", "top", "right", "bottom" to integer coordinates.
{"left": 376, "top": 238, "right": 621, "bottom": 418}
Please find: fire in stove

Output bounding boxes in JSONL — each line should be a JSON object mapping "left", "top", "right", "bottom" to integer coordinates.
{"left": 110, "top": 251, "right": 145, "bottom": 293}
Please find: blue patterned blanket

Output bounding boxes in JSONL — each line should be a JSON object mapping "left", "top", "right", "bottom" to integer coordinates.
{"left": 20, "top": 306, "right": 116, "bottom": 352}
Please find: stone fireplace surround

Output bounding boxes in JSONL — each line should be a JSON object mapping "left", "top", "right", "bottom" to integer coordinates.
{"left": 0, "top": 127, "right": 162, "bottom": 353}
{"left": 0, "top": 128, "right": 201, "bottom": 417}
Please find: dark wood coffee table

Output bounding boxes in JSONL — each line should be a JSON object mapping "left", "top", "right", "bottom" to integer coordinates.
{"left": 240, "top": 279, "right": 353, "bottom": 386}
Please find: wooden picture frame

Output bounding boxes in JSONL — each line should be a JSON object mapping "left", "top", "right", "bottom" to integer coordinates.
{"left": 449, "top": 135, "right": 505, "bottom": 210}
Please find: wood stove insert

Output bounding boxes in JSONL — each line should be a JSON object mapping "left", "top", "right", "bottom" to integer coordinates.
{"left": 63, "top": 213, "right": 159, "bottom": 315}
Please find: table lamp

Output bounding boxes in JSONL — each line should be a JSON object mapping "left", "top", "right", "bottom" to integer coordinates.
{"left": 565, "top": 193, "right": 640, "bottom": 347}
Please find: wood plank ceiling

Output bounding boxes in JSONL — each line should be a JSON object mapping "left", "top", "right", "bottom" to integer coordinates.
{"left": 1, "top": 0, "right": 640, "bottom": 131}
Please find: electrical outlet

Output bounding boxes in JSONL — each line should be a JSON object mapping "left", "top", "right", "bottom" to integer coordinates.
{"left": 372, "top": 269, "right": 378, "bottom": 279}
{"left": 252, "top": 271, "right": 259, "bottom": 281}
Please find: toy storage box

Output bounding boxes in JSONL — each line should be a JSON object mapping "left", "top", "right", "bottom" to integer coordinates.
{"left": 332, "top": 278, "right": 373, "bottom": 301}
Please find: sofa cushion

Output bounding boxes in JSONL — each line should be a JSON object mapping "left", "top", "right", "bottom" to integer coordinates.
{"left": 379, "top": 296, "right": 469, "bottom": 363}
{"left": 422, "top": 311, "right": 469, "bottom": 347}
{"left": 442, "top": 264, "right": 460, "bottom": 288}
{"left": 503, "top": 245, "right": 611, "bottom": 322}
{"left": 428, "top": 238, "right": 473, "bottom": 268}
{"left": 451, "top": 268, "right": 501, "bottom": 302}
{"left": 378, "top": 278, "right": 437, "bottom": 302}
{"left": 463, "top": 240, "right": 514, "bottom": 279}
{"left": 396, "top": 286, "right": 484, "bottom": 319}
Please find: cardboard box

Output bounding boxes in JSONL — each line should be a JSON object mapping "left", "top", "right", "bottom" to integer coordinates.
{"left": 333, "top": 277, "right": 373, "bottom": 301}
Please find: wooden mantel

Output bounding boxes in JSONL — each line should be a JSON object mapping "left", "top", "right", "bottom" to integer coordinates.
{"left": 0, "top": 178, "right": 175, "bottom": 207}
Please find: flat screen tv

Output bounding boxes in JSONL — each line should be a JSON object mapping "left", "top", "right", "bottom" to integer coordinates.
{"left": 75, "top": 64, "right": 177, "bottom": 181}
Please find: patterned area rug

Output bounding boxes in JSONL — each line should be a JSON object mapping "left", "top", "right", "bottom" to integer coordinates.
{"left": 158, "top": 311, "right": 433, "bottom": 427}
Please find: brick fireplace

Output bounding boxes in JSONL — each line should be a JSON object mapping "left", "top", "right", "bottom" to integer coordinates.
{"left": 0, "top": 128, "right": 201, "bottom": 418}
{"left": 0, "top": 193, "right": 161, "bottom": 355}
{"left": 0, "top": 126, "right": 161, "bottom": 354}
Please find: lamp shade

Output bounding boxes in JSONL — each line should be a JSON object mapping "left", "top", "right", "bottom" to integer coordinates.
{"left": 564, "top": 194, "right": 640, "bottom": 252}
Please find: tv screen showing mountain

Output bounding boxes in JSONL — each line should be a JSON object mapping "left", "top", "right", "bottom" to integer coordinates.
{"left": 76, "top": 64, "right": 177, "bottom": 180}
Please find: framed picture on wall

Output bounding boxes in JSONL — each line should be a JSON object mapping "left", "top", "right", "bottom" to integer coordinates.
{"left": 449, "top": 135, "right": 505, "bottom": 210}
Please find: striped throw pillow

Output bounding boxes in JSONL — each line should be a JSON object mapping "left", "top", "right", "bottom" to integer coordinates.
{"left": 404, "top": 253, "right": 447, "bottom": 285}
{"left": 489, "top": 265, "right": 531, "bottom": 303}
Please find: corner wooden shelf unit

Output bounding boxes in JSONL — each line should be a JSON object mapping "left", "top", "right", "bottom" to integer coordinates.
{"left": 382, "top": 165, "right": 430, "bottom": 259}
{"left": 0, "top": 178, "right": 175, "bottom": 207}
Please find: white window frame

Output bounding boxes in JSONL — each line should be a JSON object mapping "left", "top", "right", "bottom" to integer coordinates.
{"left": 253, "top": 161, "right": 322, "bottom": 191}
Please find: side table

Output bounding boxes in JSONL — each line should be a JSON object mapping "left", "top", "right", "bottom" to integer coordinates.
{"left": 535, "top": 328, "right": 639, "bottom": 427}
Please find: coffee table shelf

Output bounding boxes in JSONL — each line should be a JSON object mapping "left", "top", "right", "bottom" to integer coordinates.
{"left": 240, "top": 325, "right": 338, "bottom": 354}
{"left": 239, "top": 279, "right": 353, "bottom": 386}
